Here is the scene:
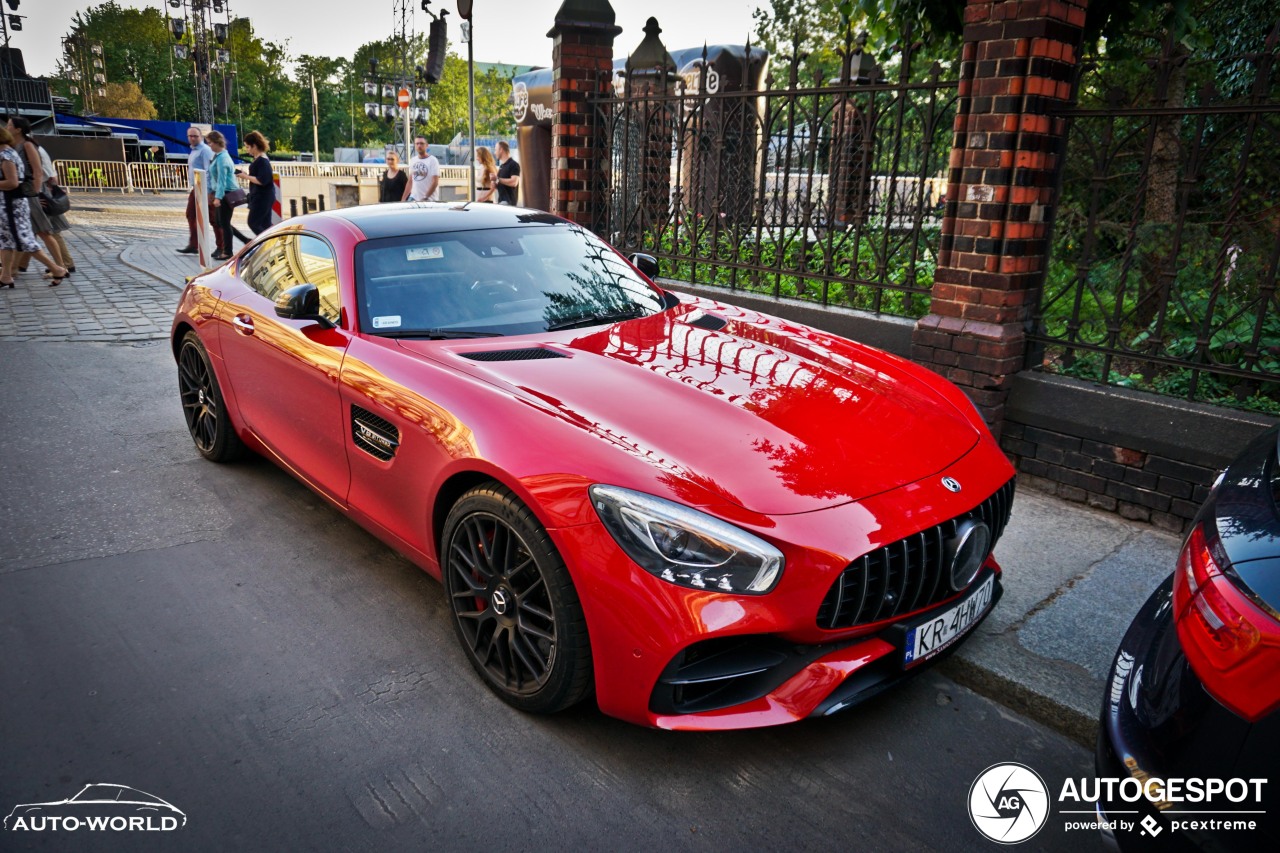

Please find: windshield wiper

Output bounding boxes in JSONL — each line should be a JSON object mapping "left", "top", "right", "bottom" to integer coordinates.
{"left": 378, "top": 329, "right": 504, "bottom": 339}
{"left": 545, "top": 307, "right": 645, "bottom": 332}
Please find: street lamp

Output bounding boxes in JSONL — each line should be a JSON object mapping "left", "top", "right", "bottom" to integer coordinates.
{"left": 458, "top": 0, "right": 475, "bottom": 195}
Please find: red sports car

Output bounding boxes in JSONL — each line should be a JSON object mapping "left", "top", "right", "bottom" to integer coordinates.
{"left": 171, "top": 203, "right": 1016, "bottom": 730}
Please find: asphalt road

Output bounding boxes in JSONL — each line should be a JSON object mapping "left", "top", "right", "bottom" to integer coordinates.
{"left": 0, "top": 339, "right": 1099, "bottom": 852}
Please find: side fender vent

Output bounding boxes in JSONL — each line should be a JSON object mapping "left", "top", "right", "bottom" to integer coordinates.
{"left": 460, "top": 348, "right": 568, "bottom": 362}
{"left": 352, "top": 405, "right": 399, "bottom": 461}
{"left": 686, "top": 313, "right": 728, "bottom": 331}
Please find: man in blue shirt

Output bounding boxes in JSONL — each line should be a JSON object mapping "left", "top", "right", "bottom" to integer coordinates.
{"left": 178, "top": 127, "right": 213, "bottom": 254}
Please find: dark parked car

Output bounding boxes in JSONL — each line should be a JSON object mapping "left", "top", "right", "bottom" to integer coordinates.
{"left": 1097, "top": 426, "right": 1280, "bottom": 850}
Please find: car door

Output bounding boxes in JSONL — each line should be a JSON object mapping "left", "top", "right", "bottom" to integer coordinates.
{"left": 220, "top": 233, "right": 352, "bottom": 504}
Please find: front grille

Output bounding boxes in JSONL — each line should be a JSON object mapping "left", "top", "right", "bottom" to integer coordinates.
{"left": 816, "top": 478, "right": 1015, "bottom": 630}
{"left": 460, "top": 348, "right": 567, "bottom": 362}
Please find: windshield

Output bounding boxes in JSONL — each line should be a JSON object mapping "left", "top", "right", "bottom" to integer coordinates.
{"left": 355, "top": 223, "right": 664, "bottom": 338}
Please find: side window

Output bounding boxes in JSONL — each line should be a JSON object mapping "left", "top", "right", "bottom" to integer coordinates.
{"left": 238, "top": 234, "right": 340, "bottom": 325}
{"left": 295, "top": 235, "right": 340, "bottom": 324}
{"left": 239, "top": 236, "right": 290, "bottom": 300}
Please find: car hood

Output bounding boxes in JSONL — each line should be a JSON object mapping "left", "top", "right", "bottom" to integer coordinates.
{"left": 398, "top": 304, "right": 980, "bottom": 515}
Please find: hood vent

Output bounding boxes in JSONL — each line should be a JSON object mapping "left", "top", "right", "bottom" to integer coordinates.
{"left": 686, "top": 313, "right": 728, "bottom": 331}
{"left": 460, "top": 348, "right": 568, "bottom": 362}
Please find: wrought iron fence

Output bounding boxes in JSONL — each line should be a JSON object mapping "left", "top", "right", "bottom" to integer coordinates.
{"left": 595, "top": 37, "right": 958, "bottom": 319}
{"left": 1031, "top": 22, "right": 1280, "bottom": 412}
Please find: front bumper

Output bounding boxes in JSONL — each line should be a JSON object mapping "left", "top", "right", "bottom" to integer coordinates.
{"left": 555, "top": 502, "right": 1003, "bottom": 729}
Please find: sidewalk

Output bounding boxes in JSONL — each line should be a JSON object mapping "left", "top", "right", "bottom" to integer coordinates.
{"left": 28, "top": 191, "right": 1188, "bottom": 747}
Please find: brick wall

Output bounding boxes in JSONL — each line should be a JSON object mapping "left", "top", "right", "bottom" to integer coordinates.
{"left": 1001, "top": 422, "right": 1215, "bottom": 533}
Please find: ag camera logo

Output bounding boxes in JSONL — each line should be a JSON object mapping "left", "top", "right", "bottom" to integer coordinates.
{"left": 969, "top": 763, "right": 1050, "bottom": 844}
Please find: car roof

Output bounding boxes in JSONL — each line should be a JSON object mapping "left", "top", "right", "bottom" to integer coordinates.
{"left": 308, "top": 203, "right": 570, "bottom": 240}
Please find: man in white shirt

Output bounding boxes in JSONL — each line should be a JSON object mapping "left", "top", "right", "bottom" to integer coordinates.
{"left": 178, "top": 127, "right": 213, "bottom": 253}
{"left": 402, "top": 137, "right": 440, "bottom": 202}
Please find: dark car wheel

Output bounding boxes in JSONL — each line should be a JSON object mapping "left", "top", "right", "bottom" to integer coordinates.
{"left": 177, "top": 330, "right": 245, "bottom": 463}
{"left": 442, "top": 485, "right": 593, "bottom": 713}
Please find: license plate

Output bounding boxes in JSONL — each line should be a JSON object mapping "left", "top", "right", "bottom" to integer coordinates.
{"left": 902, "top": 574, "right": 994, "bottom": 668}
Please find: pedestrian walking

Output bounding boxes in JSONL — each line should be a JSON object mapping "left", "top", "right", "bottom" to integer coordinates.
{"left": 6, "top": 116, "right": 66, "bottom": 275}
{"left": 475, "top": 147, "right": 498, "bottom": 203}
{"left": 379, "top": 151, "right": 407, "bottom": 203}
{"left": 205, "top": 130, "right": 250, "bottom": 260}
{"left": 402, "top": 137, "right": 440, "bottom": 202}
{"left": 242, "top": 131, "right": 274, "bottom": 235}
{"left": 36, "top": 144, "right": 75, "bottom": 278}
{"left": 0, "top": 126, "right": 67, "bottom": 287}
{"left": 177, "top": 127, "right": 212, "bottom": 255}
{"left": 495, "top": 141, "right": 520, "bottom": 206}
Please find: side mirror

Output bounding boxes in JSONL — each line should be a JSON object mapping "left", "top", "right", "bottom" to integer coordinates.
{"left": 274, "top": 283, "right": 334, "bottom": 328}
{"left": 629, "top": 252, "right": 659, "bottom": 280}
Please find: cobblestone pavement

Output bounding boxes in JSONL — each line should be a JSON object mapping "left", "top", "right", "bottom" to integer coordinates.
{"left": 0, "top": 195, "right": 249, "bottom": 344}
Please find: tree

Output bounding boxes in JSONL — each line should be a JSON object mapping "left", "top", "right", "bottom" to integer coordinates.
{"left": 56, "top": 2, "right": 179, "bottom": 117}
{"left": 96, "top": 82, "right": 158, "bottom": 119}
{"left": 223, "top": 18, "right": 297, "bottom": 148}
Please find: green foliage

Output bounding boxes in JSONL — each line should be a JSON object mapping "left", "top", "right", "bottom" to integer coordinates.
{"left": 641, "top": 218, "right": 937, "bottom": 318}
{"left": 752, "top": 0, "right": 959, "bottom": 88}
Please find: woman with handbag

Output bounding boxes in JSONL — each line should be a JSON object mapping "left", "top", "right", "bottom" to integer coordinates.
{"left": 205, "top": 130, "right": 249, "bottom": 261}
{"left": 0, "top": 126, "right": 67, "bottom": 287}
{"left": 37, "top": 144, "right": 75, "bottom": 278}
{"left": 6, "top": 116, "right": 66, "bottom": 277}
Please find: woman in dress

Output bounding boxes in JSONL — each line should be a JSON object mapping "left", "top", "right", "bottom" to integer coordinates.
{"left": 475, "top": 147, "right": 498, "bottom": 203}
{"left": 243, "top": 130, "right": 274, "bottom": 236}
{"left": 205, "top": 130, "right": 249, "bottom": 260}
{"left": 7, "top": 116, "right": 66, "bottom": 277}
{"left": 0, "top": 126, "right": 67, "bottom": 287}
{"left": 379, "top": 151, "right": 407, "bottom": 203}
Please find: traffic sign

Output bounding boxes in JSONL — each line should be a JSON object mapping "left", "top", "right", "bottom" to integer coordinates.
{"left": 397, "top": 88, "right": 411, "bottom": 109}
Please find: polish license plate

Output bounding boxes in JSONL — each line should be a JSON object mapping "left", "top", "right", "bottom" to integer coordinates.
{"left": 902, "top": 574, "right": 994, "bottom": 668}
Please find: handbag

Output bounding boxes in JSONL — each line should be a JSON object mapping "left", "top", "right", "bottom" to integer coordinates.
{"left": 41, "top": 184, "right": 71, "bottom": 215}
{"left": 223, "top": 187, "right": 247, "bottom": 207}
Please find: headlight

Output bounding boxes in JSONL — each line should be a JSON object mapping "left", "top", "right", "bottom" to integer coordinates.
{"left": 589, "top": 485, "right": 784, "bottom": 594}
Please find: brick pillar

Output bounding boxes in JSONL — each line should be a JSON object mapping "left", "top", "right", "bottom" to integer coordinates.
{"left": 911, "top": 0, "right": 1089, "bottom": 435}
{"left": 548, "top": 0, "right": 622, "bottom": 233}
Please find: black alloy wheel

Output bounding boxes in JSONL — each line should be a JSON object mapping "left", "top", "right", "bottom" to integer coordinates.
{"left": 442, "top": 485, "right": 592, "bottom": 713}
{"left": 177, "top": 330, "right": 245, "bottom": 463}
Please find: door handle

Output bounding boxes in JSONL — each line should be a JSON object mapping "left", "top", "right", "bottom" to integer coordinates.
{"left": 232, "top": 314, "right": 255, "bottom": 335}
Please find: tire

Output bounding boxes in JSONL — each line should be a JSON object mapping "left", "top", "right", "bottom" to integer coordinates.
{"left": 441, "top": 484, "right": 593, "bottom": 713}
{"left": 177, "top": 330, "right": 245, "bottom": 463}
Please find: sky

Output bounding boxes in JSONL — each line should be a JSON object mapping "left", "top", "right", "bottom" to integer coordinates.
{"left": 18, "top": 1, "right": 764, "bottom": 78}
